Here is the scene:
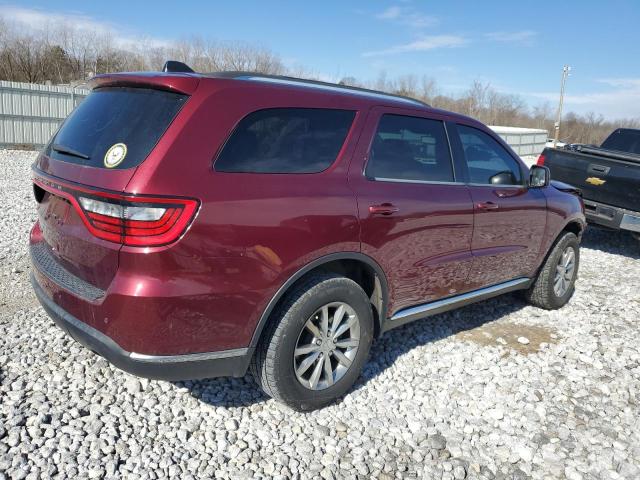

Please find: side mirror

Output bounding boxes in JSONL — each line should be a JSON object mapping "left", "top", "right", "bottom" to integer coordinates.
{"left": 489, "top": 170, "right": 517, "bottom": 185}
{"left": 529, "top": 165, "right": 550, "bottom": 188}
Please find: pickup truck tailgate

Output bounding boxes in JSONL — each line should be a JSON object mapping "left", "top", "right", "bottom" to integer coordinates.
{"left": 545, "top": 149, "right": 640, "bottom": 211}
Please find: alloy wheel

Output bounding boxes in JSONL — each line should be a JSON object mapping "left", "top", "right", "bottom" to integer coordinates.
{"left": 554, "top": 246, "right": 576, "bottom": 297}
{"left": 293, "top": 302, "right": 360, "bottom": 390}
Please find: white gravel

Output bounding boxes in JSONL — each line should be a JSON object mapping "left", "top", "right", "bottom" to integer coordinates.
{"left": 1, "top": 149, "right": 639, "bottom": 479}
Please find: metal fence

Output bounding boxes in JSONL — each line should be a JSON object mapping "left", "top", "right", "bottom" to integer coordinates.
{"left": 0, "top": 80, "right": 89, "bottom": 149}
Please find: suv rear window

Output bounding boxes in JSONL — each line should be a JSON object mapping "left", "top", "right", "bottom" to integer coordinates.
{"left": 215, "top": 108, "right": 355, "bottom": 173}
{"left": 45, "top": 87, "right": 187, "bottom": 169}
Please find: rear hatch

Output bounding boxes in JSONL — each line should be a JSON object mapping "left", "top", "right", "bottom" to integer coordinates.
{"left": 33, "top": 75, "right": 196, "bottom": 291}
{"left": 543, "top": 148, "right": 640, "bottom": 212}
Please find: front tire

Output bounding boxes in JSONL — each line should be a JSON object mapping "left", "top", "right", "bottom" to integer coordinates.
{"left": 526, "top": 231, "right": 580, "bottom": 309}
{"left": 251, "top": 273, "right": 374, "bottom": 411}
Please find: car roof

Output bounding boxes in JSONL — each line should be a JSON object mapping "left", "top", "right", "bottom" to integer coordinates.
{"left": 90, "top": 69, "right": 479, "bottom": 124}
{"left": 201, "top": 71, "right": 430, "bottom": 109}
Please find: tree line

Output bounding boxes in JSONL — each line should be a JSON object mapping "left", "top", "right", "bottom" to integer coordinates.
{"left": 1, "top": 16, "right": 638, "bottom": 145}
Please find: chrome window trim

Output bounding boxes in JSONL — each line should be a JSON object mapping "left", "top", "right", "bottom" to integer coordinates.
{"left": 368, "top": 176, "right": 464, "bottom": 186}
{"left": 466, "top": 182, "right": 527, "bottom": 188}
{"left": 366, "top": 177, "right": 526, "bottom": 188}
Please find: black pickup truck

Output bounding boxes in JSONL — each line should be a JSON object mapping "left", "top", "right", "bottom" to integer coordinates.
{"left": 539, "top": 128, "right": 640, "bottom": 239}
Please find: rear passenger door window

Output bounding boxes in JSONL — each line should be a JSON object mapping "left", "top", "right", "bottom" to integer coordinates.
{"left": 457, "top": 124, "right": 523, "bottom": 185}
{"left": 366, "top": 114, "right": 454, "bottom": 183}
{"left": 215, "top": 108, "right": 355, "bottom": 173}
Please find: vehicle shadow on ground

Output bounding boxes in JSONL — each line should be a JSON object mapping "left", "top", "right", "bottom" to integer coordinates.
{"left": 173, "top": 374, "right": 268, "bottom": 409}
{"left": 352, "top": 292, "right": 528, "bottom": 395}
{"left": 178, "top": 292, "right": 528, "bottom": 409}
{"left": 581, "top": 227, "right": 639, "bottom": 259}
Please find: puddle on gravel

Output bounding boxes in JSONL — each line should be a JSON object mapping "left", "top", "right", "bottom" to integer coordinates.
{"left": 456, "top": 321, "right": 558, "bottom": 355}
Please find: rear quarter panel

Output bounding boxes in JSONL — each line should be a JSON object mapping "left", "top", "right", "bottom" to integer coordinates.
{"left": 120, "top": 82, "right": 370, "bottom": 352}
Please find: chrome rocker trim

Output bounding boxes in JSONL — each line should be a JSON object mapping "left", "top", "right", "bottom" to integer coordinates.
{"left": 385, "top": 277, "right": 531, "bottom": 330}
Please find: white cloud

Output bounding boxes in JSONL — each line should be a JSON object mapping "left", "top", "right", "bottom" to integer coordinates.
{"left": 485, "top": 30, "right": 537, "bottom": 45}
{"left": 598, "top": 78, "right": 640, "bottom": 89}
{"left": 525, "top": 78, "right": 640, "bottom": 119}
{"left": 0, "top": 5, "right": 169, "bottom": 48}
{"left": 377, "top": 6, "right": 402, "bottom": 20}
{"left": 375, "top": 6, "right": 438, "bottom": 28}
{"left": 363, "top": 35, "right": 468, "bottom": 57}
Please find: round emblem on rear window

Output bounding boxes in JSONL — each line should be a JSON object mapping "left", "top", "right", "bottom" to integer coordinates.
{"left": 104, "top": 143, "right": 127, "bottom": 168}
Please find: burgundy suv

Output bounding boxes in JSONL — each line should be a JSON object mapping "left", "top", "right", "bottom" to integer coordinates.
{"left": 30, "top": 65, "right": 585, "bottom": 410}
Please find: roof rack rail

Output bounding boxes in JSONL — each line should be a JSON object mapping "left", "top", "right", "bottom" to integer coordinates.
{"left": 158, "top": 62, "right": 430, "bottom": 107}
{"left": 162, "top": 60, "right": 194, "bottom": 73}
{"left": 207, "top": 71, "right": 430, "bottom": 107}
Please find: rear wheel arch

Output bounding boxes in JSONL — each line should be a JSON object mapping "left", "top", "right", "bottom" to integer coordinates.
{"left": 249, "top": 253, "right": 389, "bottom": 348}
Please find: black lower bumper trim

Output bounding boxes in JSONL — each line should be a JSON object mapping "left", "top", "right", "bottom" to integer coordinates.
{"left": 584, "top": 199, "right": 640, "bottom": 232}
{"left": 31, "top": 273, "right": 253, "bottom": 381}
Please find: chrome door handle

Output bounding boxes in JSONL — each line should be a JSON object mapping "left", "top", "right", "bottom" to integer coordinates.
{"left": 477, "top": 201, "right": 499, "bottom": 210}
{"left": 369, "top": 204, "right": 399, "bottom": 215}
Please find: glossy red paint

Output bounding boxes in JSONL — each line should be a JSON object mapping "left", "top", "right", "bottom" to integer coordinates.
{"left": 464, "top": 184, "right": 547, "bottom": 289}
{"left": 348, "top": 107, "right": 475, "bottom": 314}
{"left": 30, "top": 72, "right": 585, "bottom": 363}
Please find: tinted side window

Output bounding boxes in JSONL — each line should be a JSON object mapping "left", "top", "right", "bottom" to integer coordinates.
{"left": 215, "top": 108, "right": 355, "bottom": 173}
{"left": 457, "top": 125, "right": 523, "bottom": 185}
{"left": 366, "top": 114, "right": 454, "bottom": 182}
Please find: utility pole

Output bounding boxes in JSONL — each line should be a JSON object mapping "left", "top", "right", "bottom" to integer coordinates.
{"left": 553, "top": 65, "right": 571, "bottom": 148}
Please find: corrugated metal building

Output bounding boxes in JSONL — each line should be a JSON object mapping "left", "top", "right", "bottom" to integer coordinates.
{"left": 489, "top": 125, "right": 548, "bottom": 158}
{"left": 0, "top": 80, "right": 89, "bottom": 149}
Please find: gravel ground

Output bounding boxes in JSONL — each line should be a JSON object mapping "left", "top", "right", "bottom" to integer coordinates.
{"left": 1, "top": 149, "right": 639, "bottom": 480}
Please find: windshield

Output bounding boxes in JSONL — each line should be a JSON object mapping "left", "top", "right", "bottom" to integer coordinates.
{"left": 45, "top": 87, "right": 188, "bottom": 169}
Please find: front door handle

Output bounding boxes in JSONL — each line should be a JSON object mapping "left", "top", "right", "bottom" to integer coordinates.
{"left": 476, "top": 201, "right": 499, "bottom": 210}
{"left": 369, "top": 203, "right": 399, "bottom": 215}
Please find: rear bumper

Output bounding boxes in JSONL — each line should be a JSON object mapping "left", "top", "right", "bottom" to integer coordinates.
{"left": 31, "top": 273, "right": 253, "bottom": 381}
{"left": 583, "top": 199, "right": 640, "bottom": 233}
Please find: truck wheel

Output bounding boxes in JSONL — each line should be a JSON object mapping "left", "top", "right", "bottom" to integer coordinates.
{"left": 526, "top": 232, "right": 580, "bottom": 309}
{"left": 251, "top": 273, "right": 374, "bottom": 411}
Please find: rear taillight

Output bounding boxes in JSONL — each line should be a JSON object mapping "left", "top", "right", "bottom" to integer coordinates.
{"left": 34, "top": 178, "right": 199, "bottom": 247}
{"left": 536, "top": 154, "right": 546, "bottom": 166}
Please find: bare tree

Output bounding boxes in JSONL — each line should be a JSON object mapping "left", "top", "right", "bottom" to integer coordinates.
{"left": 0, "top": 10, "right": 637, "bottom": 144}
{"left": 419, "top": 76, "right": 438, "bottom": 104}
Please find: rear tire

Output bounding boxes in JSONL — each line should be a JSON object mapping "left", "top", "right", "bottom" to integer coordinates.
{"left": 251, "top": 273, "right": 374, "bottom": 411}
{"left": 526, "top": 232, "right": 579, "bottom": 309}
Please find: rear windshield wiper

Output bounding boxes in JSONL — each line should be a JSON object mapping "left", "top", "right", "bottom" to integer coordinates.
{"left": 52, "top": 143, "right": 90, "bottom": 160}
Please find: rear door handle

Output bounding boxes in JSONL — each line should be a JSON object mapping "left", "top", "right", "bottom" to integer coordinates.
{"left": 369, "top": 203, "right": 399, "bottom": 215}
{"left": 476, "top": 201, "right": 499, "bottom": 210}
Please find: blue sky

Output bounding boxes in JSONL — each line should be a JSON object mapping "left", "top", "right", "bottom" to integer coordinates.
{"left": 2, "top": 1, "right": 640, "bottom": 119}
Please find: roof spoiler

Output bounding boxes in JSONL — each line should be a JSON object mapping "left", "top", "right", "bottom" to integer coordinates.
{"left": 90, "top": 73, "right": 200, "bottom": 95}
{"left": 162, "top": 61, "right": 194, "bottom": 73}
